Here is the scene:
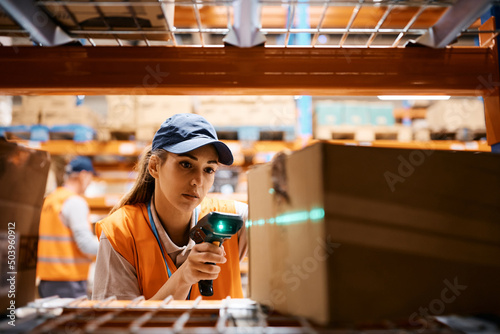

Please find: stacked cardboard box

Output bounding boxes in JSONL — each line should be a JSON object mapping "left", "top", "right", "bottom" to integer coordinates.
{"left": 135, "top": 96, "right": 192, "bottom": 141}
{"left": 105, "top": 96, "right": 192, "bottom": 141}
{"left": 248, "top": 142, "right": 500, "bottom": 326}
{"left": 314, "top": 101, "right": 396, "bottom": 140}
{"left": 42, "top": 0, "right": 173, "bottom": 42}
{"left": 0, "top": 96, "right": 12, "bottom": 126}
{"left": 13, "top": 96, "right": 102, "bottom": 129}
{"left": 0, "top": 141, "right": 50, "bottom": 312}
{"left": 427, "top": 99, "right": 486, "bottom": 133}
{"left": 0, "top": 11, "right": 17, "bottom": 29}
{"left": 105, "top": 96, "right": 138, "bottom": 132}
{"left": 11, "top": 105, "right": 37, "bottom": 126}
{"left": 196, "top": 96, "right": 296, "bottom": 128}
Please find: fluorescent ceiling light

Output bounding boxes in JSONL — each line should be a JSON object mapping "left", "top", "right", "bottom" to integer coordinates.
{"left": 377, "top": 95, "right": 451, "bottom": 101}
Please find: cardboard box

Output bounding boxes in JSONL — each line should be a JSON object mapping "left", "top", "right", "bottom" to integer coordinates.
{"left": 22, "top": 96, "right": 75, "bottom": 113}
{"left": 0, "top": 96, "right": 12, "bottom": 126}
{"left": 106, "top": 96, "right": 137, "bottom": 130}
{"left": 369, "top": 103, "right": 395, "bottom": 126}
{"left": 315, "top": 102, "right": 345, "bottom": 126}
{"left": 43, "top": 0, "right": 173, "bottom": 42}
{"left": 248, "top": 142, "right": 500, "bottom": 326}
{"left": 42, "top": 106, "right": 102, "bottom": 128}
{"left": 344, "top": 102, "right": 370, "bottom": 126}
{"left": 427, "top": 99, "right": 486, "bottom": 132}
{"left": 0, "top": 141, "right": 50, "bottom": 313}
{"left": 0, "top": 12, "right": 18, "bottom": 28}
{"left": 106, "top": 96, "right": 192, "bottom": 132}
{"left": 135, "top": 96, "right": 192, "bottom": 127}
{"left": 197, "top": 97, "right": 296, "bottom": 127}
{"left": 18, "top": 97, "right": 103, "bottom": 129}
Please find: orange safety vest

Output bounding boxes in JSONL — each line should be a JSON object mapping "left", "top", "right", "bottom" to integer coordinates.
{"left": 95, "top": 197, "right": 243, "bottom": 300}
{"left": 37, "top": 187, "right": 93, "bottom": 281}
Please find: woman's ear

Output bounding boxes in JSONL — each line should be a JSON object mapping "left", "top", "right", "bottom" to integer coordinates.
{"left": 148, "top": 155, "right": 160, "bottom": 179}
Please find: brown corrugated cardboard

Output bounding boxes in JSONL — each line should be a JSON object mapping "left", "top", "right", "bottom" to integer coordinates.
{"left": 106, "top": 96, "right": 137, "bottom": 130}
{"left": 106, "top": 96, "right": 191, "bottom": 131}
{"left": 135, "top": 96, "right": 192, "bottom": 127}
{"left": 427, "top": 99, "right": 486, "bottom": 132}
{"left": 196, "top": 96, "right": 296, "bottom": 127}
{"left": 248, "top": 142, "right": 500, "bottom": 326}
{"left": 43, "top": 0, "right": 172, "bottom": 41}
{"left": 0, "top": 141, "right": 50, "bottom": 314}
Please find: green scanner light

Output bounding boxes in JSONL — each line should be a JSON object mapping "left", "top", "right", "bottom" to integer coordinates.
{"left": 216, "top": 219, "right": 238, "bottom": 234}
{"left": 190, "top": 212, "right": 244, "bottom": 243}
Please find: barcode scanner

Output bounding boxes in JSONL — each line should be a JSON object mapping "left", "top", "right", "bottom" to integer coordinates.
{"left": 189, "top": 212, "right": 244, "bottom": 296}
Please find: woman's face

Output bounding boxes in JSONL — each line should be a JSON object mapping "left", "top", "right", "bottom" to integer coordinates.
{"left": 152, "top": 144, "right": 219, "bottom": 214}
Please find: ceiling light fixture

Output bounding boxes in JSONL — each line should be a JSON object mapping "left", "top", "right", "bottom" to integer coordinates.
{"left": 377, "top": 95, "right": 451, "bottom": 101}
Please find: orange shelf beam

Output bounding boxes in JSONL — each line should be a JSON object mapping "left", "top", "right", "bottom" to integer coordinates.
{"left": 322, "top": 140, "right": 491, "bottom": 152}
{"left": 0, "top": 46, "right": 496, "bottom": 96}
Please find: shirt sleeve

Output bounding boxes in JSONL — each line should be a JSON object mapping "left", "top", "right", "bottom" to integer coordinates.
{"left": 61, "top": 196, "right": 99, "bottom": 256}
{"left": 234, "top": 201, "right": 248, "bottom": 262}
{"left": 92, "top": 232, "right": 142, "bottom": 300}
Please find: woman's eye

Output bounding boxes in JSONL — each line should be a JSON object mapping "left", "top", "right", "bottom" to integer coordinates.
{"left": 204, "top": 167, "right": 215, "bottom": 174}
{"left": 180, "top": 161, "right": 192, "bottom": 169}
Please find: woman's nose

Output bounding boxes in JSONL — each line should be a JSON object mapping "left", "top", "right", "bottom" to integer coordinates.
{"left": 191, "top": 170, "right": 203, "bottom": 186}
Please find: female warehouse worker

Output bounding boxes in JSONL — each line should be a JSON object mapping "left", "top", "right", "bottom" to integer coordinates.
{"left": 92, "top": 113, "right": 247, "bottom": 300}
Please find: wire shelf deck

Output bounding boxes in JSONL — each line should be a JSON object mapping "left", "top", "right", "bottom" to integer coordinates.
{"left": 6, "top": 296, "right": 466, "bottom": 334}
{"left": 0, "top": 0, "right": 498, "bottom": 47}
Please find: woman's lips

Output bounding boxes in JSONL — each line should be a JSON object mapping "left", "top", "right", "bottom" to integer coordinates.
{"left": 182, "top": 193, "right": 199, "bottom": 201}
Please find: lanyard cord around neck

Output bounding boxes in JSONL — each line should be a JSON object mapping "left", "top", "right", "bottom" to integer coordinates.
{"left": 147, "top": 201, "right": 172, "bottom": 277}
{"left": 147, "top": 201, "right": 192, "bottom": 300}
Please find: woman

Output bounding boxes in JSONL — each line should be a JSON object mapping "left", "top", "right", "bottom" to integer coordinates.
{"left": 92, "top": 113, "right": 248, "bottom": 300}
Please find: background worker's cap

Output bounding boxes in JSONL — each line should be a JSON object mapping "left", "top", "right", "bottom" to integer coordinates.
{"left": 66, "top": 156, "right": 96, "bottom": 175}
{"left": 152, "top": 113, "right": 234, "bottom": 165}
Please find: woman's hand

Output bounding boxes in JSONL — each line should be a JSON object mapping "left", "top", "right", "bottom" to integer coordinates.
{"left": 178, "top": 243, "right": 227, "bottom": 286}
{"left": 149, "top": 243, "right": 226, "bottom": 300}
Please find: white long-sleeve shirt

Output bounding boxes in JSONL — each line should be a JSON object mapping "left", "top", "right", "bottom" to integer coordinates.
{"left": 61, "top": 196, "right": 99, "bottom": 256}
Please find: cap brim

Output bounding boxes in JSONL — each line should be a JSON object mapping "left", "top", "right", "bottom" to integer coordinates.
{"left": 163, "top": 137, "right": 234, "bottom": 165}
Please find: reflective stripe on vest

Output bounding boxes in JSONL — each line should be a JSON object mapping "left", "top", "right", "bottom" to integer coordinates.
{"left": 38, "top": 257, "right": 92, "bottom": 264}
{"left": 39, "top": 235, "right": 73, "bottom": 242}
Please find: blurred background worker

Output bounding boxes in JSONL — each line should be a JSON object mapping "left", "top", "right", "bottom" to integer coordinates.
{"left": 37, "top": 156, "right": 99, "bottom": 298}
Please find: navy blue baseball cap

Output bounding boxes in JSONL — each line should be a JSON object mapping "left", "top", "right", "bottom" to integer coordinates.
{"left": 66, "top": 156, "right": 96, "bottom": 175}
{"left": 152, "top": 113, "right": 233, "bottom": 165}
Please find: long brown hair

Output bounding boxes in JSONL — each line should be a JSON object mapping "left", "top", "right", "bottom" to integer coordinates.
{"left": 110, "top": 144, "right": 167, "bottom": 214}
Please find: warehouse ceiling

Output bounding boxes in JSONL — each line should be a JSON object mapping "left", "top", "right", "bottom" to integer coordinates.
{"left": 0, "top": 0, "right": 497, "bottom": 48}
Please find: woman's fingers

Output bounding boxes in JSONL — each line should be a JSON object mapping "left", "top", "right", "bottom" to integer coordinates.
{"left": 193, "top": 242, "right": 225, "bottom": 255}
{"left": 178, "top": 243, "right": 227, "bottom": 285}
{"left": 190, "top": 261, "right": 222, "bottom": 274}
{"left": 191, "top": 243, "right": 226, "bottom": 264}
{"left": 190, "top": 251, "right": 226, "bottom": 265}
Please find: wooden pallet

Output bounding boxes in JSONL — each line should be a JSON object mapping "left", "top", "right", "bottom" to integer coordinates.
{"left": 215, "top": 126, "right": 295, "bottom": 141}
{"left": 97, "top": 125, "right": 158, "bottom": 142}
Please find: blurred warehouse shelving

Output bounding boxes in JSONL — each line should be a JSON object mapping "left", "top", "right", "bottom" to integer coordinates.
{"left": 4, "top": 94, "right": 493, "bottom": 216}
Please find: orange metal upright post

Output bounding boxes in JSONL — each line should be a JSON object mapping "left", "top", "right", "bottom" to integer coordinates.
{"left": 480, "top": 17, "right": 500, "bottom": 152}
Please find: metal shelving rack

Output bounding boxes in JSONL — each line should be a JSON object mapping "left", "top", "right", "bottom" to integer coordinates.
{"left": 5, "top": 296, "right": 463, "bottom": 333}
{"left": 0, "top": 0, "right": 498, "bottom": 48}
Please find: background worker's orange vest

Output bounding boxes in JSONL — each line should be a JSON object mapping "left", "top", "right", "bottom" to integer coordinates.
{"left": 37, "top": 187, "right": 93, "bottom": 281}
{"left": 95, "top": 198, "right": 243, "bottom": 300}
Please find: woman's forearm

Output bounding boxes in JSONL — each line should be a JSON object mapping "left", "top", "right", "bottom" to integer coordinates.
{"left": 149, "top": 266, "right": 192, "bottom": 300}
